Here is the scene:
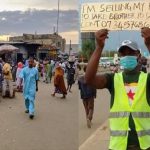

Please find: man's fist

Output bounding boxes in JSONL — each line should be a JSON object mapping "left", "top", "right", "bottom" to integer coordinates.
{"left": 141, "top": 27, "right": 150, "bottom": 47}
{"left": 95, "top": 29, "right": 109, "bottom": 49}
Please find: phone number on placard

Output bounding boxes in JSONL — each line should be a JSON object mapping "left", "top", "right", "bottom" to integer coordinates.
{"left": 81, "top": 21, "right": 150, "bottom": 30}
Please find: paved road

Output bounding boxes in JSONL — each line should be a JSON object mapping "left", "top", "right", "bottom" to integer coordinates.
{"left": 0, "top": 81, "right": 78, "bottom": 150}
{"left": 79, "top": 89, "right": 110, "bottom": 145}
{"left": 0, "top": 78, "right": 111, "bottom": 150}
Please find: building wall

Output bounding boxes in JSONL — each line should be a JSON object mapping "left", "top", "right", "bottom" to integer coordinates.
{"left": 9, "top": 33, "right": 66, "bottom": 52}
{"left": 65, "top": 44, "right": 79, "bottom": 53}
{"left": 9, "top": 36, "right": 23, "bottom": 42}
{"left": 16, "top": 45, "right": 28, "bottom": 58}
{"left": 81, "top": 32, "right": 95, "bottom": 43}
{"left": 81, "top": 32, "right": 95, "bottom": 50}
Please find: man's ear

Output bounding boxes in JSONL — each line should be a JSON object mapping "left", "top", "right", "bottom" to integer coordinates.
{"left": 118, "top": 52, "right": 122, "bottom": 57}
{"left": 136, "top": 50, "right": 141, "bottom": 59}
{"left": 137, "top": 53, "right": 141, "bottom": 58}
{"left": 137, "top": 53, "right": 141, "bottom": 63}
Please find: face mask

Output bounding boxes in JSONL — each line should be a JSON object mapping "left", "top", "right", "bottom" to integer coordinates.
{"left": 120, "top": 56, "right": 138, "bottom": 71}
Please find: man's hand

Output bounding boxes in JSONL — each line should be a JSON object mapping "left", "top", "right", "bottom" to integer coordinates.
{"left": 36, "top": 80, "right": 38, "bottom": 92}
{"left": 95, "top": 29, "right": 109, "bottom": 50}
{"left": 36, "top": 86, "right": 38, "bottom": 92}
{"left": 141, "top": 27, "right": 150, "bottom": 50}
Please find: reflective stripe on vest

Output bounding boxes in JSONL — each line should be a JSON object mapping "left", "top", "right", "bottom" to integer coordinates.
{"left": 110, "top": 129, "right": 150, "bottom": 137}
{"left": 110, "top": 112, "right": 130, "bottom": 118}
{"left": 109, "top": 72, "right": 150, "bottom": 150}
{"left": 110, "top": 112, "right": 150, "bottom": 118}
{"left": 137, "top": 129, "right": 150, "bottom": 137}
{"left": 110, "top": 130, "right": 128, "bottom": 137}
{"left": 132, "top": 112, "right": 150, "bottom": 118}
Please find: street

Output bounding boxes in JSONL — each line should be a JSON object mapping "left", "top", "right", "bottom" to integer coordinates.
{"left": 0, "top": 81, "right": 78, "bottom": 150}
{"left": 79, "top": 88, "right": 110, "bottom": 145}
{"left": 0, "top": 78, "right": 111, "bottom": 150}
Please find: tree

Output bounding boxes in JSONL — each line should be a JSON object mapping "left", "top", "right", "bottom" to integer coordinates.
{"left": 82, "top": 39, "right": 95, "bottom": 61}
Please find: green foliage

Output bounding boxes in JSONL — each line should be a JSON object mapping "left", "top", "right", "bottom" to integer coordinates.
{"left": 80, "top": 39, "right": 117, "bottom": 61}
{"left": 81, "top": 40, "right": 95, "bottom": 60}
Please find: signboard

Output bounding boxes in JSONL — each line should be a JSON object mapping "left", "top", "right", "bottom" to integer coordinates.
{"left": 81, "top": 1, "right": 150, "bottom": 31}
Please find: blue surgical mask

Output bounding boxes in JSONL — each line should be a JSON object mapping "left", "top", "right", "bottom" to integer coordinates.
{"left": 120, "top": 56, "right": 138, "bottom": 70}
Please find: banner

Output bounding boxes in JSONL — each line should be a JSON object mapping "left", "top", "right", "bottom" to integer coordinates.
{"left": 80, "top": 1, "right": 150, "bottom": 31}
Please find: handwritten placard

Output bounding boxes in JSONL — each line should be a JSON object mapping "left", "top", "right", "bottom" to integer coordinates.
{"left": 80, "top": 1, "right": 150, "bottom": 31}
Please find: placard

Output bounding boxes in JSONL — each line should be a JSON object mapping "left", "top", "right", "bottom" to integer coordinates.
{"left": 80, "top": 1, "right": 150, "bottom": 31}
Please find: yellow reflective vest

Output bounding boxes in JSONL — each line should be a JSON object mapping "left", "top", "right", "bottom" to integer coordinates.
{"left": 109, "top": 72, "right": 150, "bottom": 150}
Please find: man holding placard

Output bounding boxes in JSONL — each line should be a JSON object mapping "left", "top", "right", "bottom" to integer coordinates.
{"left": 85, "top": 27, "right": 150, "bottom": 150}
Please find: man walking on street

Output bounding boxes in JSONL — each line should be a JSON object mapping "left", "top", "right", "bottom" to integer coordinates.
{"left": 85, "top": 27, "right": 150, "bottom": 150}
{"left": 66, "top": 62, "right": 75, "bottom": 92}
{"left": 19, "top": 57, "right": 39, "bottom": 119}
{"left": 78, "top": 66, "right": 96, "bottom": 128}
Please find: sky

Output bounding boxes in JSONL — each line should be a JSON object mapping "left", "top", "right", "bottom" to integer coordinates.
{"left": 0, "top": 0, "right": 79, "bottom": 44}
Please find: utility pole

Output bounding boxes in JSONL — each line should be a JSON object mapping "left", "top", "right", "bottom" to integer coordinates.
{"left": 53, "top": 26, "right": 56, "bottom": 33}
{"left": 56, "top": 0, "right": 60, "bottom": 34}
{"left": 69, "top": 40, "right": 72, "bottom": 56}
{"left": 56, "top": 0, "right": 60, "bottom": 60}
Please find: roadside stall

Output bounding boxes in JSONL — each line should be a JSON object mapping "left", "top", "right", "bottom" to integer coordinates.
{"left": 0, "top": 44, "right": 19, "bottom": 63}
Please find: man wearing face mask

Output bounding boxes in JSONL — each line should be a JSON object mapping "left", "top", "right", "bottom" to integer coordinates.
{"left": 19, "top": 57, "right": 39, "bottom": 119}
{"left": 85, "top": 27, "right": 150, "bottom": 150}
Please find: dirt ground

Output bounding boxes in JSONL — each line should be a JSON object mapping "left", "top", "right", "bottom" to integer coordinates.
{"left": 0, "top": 81, "right": 78, "bottom": 150}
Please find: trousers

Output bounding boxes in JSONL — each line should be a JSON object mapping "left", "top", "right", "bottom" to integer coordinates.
{"left": 25, "top": 99, "right": 35, "bottom": 115}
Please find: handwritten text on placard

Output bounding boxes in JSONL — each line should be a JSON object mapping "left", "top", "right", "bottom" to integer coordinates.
{"left": 81, "top": 1, "right": 150, "bottom": 31}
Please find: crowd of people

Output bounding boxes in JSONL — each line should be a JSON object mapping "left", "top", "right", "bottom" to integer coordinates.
{"left": 1, "top": 27, "right": 150, "bottom": 149}
{"left": 0, "top": 56, "right": 84, "bottom": 118}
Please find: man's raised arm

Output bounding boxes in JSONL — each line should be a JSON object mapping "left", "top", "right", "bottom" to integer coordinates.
{"left": 85, "top": 29, "right": 109, "bottom": 89}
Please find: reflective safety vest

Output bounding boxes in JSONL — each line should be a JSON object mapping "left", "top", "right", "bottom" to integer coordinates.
{"left": 109, "top": 72, "right": 150, "bottom": 150}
